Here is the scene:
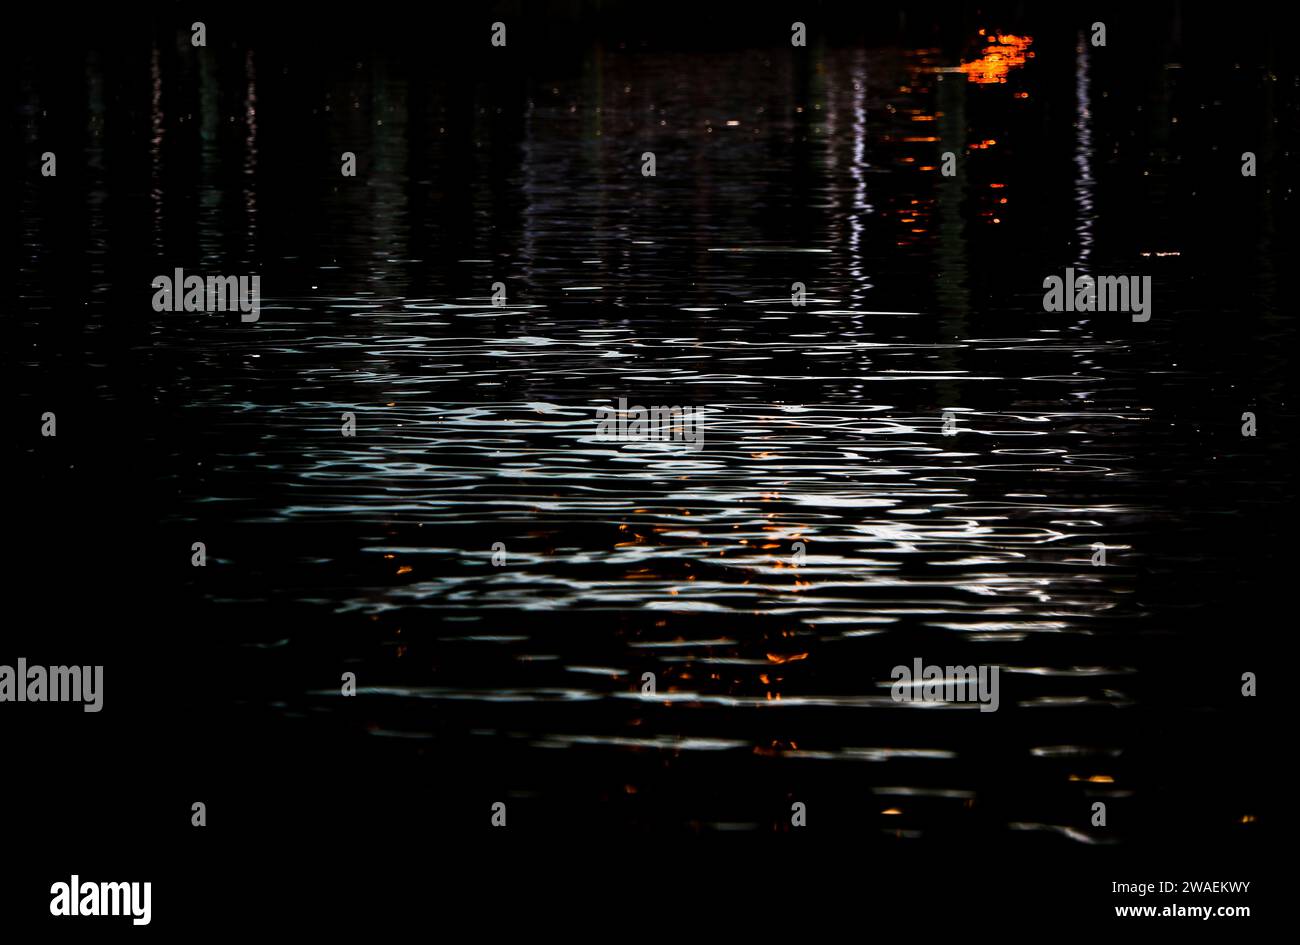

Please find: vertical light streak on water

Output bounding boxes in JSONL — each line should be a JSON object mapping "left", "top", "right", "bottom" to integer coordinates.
{"left": 199, "top": 49, "right": 223, "bottom": 266}
{"left": 847, "top": 51, "right": 874, "bottom": 303}
{"left": 520, "top": 94, "right": 541, "bottom": 292}
{"left": 85, "top": 52, "right": 108, "bottom": 296}
{"left": 367, "top": 64, "right": 412, "bottom": 293}
{"left": 243, "top": 49, "right": 258, "bottom": 257}
{"left": 823, "top": 57, "right": 841, "bottom": 255}
{"left": 1074, "top": 35, "right": 1095, "bottom": 273}
{"left": 151, "top": 45, "right": 165, "bottom": 256}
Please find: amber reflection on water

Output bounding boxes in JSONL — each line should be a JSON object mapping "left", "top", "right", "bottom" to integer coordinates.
{"left": 958, "top": 31, "right": 1034, "bottom": 85}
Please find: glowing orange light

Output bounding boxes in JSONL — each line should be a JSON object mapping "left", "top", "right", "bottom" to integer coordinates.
{"left": 958, "top": 33, "right": 1033, "bottom": 84}
{"left": 765, "top": 652, "right": 809, "bottom": 664}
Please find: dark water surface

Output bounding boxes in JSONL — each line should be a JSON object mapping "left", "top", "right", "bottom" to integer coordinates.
{"left": 12, "top": 4, "right": 1293, "bottom": 853}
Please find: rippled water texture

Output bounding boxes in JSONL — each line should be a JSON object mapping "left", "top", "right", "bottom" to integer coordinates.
{"left": 14, "top": 7, "right": 1292, "bottom": 841}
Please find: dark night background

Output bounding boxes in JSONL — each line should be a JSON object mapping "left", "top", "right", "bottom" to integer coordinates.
{"left": 6, "top": 0, "right": 1292, "bottom": 928}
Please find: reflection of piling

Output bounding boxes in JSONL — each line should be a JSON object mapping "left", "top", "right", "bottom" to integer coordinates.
{"left": 198, "top": 47, "right": 222, "bottom": 265}
{"left": 85, "top": 52, "right": 108, "bottom": 294}
{"left": 365, "top": 60, "right": 409, "bottom": 293}
{"left": 1073, "top": 35, "right": 1094, "bottom": 272}
{"left": 242, "top": 50, "right": 258, "bottom": 259}
{"left": 934, "top": 69, "right": 969, "bottom": 411}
